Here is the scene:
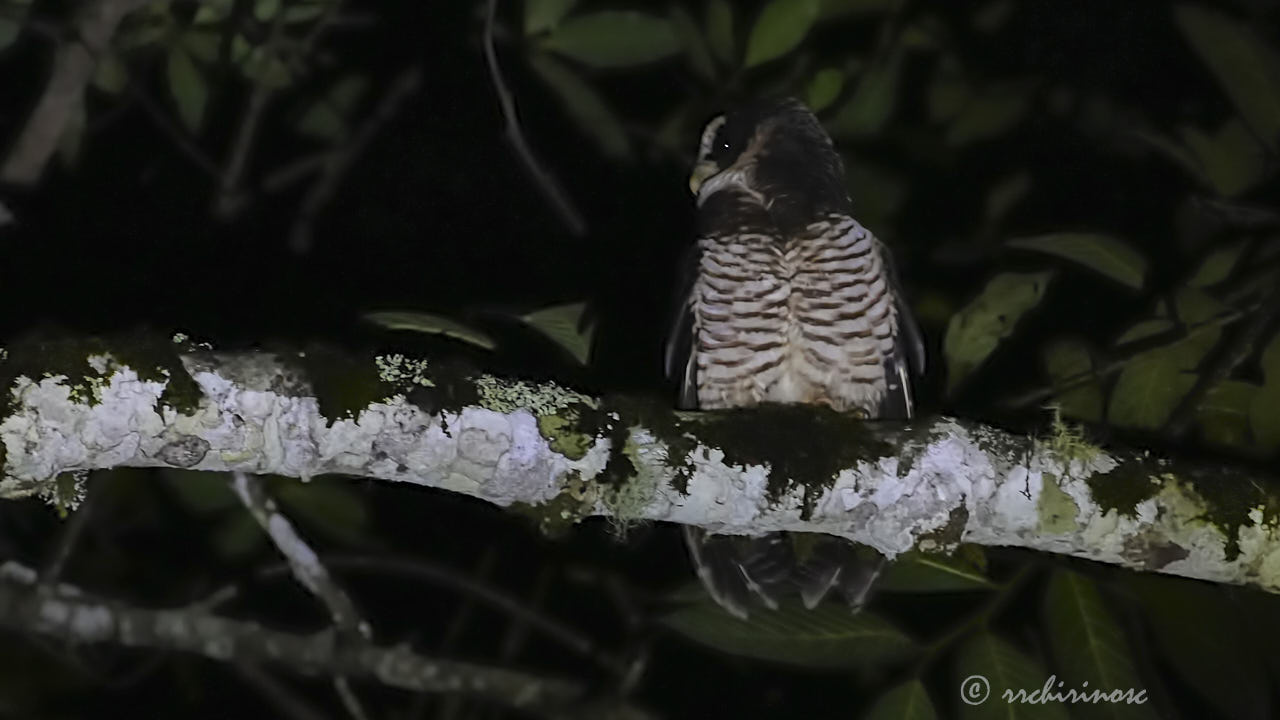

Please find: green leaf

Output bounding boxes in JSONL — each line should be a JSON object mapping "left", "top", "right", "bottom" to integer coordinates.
{"left": 167, "top": 47, "right": 207, "bottom": 132}
{"left": 254, "top": 0, "right": 281, "bottom": 22}
{"left": 984, "top": 171, "right": 1031, "bottom": 225}
{"left": 1199, "top": 380, "right": 1258, "bottom": 449}
{"left": 669, "top": 5, "right": 716, "bottom": 81}
{"left": 1252, "top": 334, "right": 1280, "bottom": 450}
{"left": 239, "top": 46, "right": 293, "bottom": 89}
{"left": 806, "top": 67, "right": 845, "bottom": 112}
{"left": 1173, "top": 4, "right": 1280, "bottom": 150}
{"left": 944, "top": 271, "right": 1053, "bottom": 392}
{"left": 528, "top": 52, "right": 630, "bottom": 159}
{"left": 1131, "top": 574, "right": 1270, "bottom": 720}
{"left": 92, "top": 53, "right": 129, "bottom": 95}
{"left": 1188, "top": 241, "right": 1247, "bottom": 287}
{"left": 525, "top": 0, "right": 577, "bottom": 35}
{"left": 193, "top": 0, "right": 233, "bottom": 25}
{"left": 1043, "top": 570, "right": 1158, "bottom": 720}
{"left": 954, "top": 633, "right": 1070, "bottom": 720}
{"left": 946, "top": 87, "right": 1031, "bottom": 146}
{"left": 1041, "top": 338, "right": 1103, "bottom": 423}
{"left": 541, "top": 11, "right": 679, "bottom": 68}
{"left": 297, "top": 74, "right": 368, "bottom": 141}
{"left": 283, "top": 0, "right": 329, "bottom": 24}
{"left": 1107, "top": 292, "right": 1223, "bottom": 429}
{"left": 231, "top": 34, "right": 252, "bottom": 63}
{"left": 181, "top": 30, "right": 220, "bottom": 63}
{"left": 1178, "top": 118, "right": 1270, "bottom": 197}
{"left": 1107, "top": 349, "right": 1194, "bottom": 429}
{"left": 743, "top": 0, "right": 820, "bottom": 68}
{"left": 864, "top": 680, "right": 937, "bottom": 720}
{"left": 829, "top": 47, "right": 904, "bottom": 137}
{"left": 519, "top": 302, "right": 595, "bottom": 365}
{"left": 363, "top": 311, "right": 497, "bottom": 350}
{"left": 878, "top": 549, "right": 995, "bottom": 593}
{"left": 1007, "top": 233, "right": 1147, "bottom": 290}
{"left": 663, "top": 601, "right": 916, "bottom": 670}
{"left": 705, "top": 0, "right": 735, "bottom": 65}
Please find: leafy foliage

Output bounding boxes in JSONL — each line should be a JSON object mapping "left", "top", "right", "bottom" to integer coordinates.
{"left": 944, "top": 271, "right": 1053, "bottom": 392}
{"left": 662, "top": 596, "right": 916, "bottom": 670}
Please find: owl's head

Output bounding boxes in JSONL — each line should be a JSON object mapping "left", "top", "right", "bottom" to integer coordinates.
{"left": 689, "top": 97, "right": 850, "bottom": 230}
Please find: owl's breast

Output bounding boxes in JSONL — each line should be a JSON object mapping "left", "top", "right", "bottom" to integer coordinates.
{"left": 692, "top": 215, "right": 898, "bottom": 413}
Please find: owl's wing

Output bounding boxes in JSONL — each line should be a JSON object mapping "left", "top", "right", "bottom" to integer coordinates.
{"left": 876, "top": 238, "right": 925, "bottom": 421}
{"left": 664, "top": 241, "right": 701, "bottom": 410}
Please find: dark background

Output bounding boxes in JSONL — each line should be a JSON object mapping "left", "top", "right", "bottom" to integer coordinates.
{"left": 1, "top": 0, "right": 1279, "bottom": 718}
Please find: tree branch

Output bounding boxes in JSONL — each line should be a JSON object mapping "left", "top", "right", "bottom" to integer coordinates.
{"left": 0, "top": 563, "right": 653, "bottom": 720}
{"left": 1, "top": 343, "right": 1278, "bottom": 597}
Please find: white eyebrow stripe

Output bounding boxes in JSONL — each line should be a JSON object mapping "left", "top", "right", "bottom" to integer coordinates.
{"left": 697, "top": 115, "right": 727, "bottom": 161}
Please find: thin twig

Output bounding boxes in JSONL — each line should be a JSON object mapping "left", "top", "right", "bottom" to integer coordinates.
{"left": 288, "top": 65, "right": 423, "bottom": 254}
{"left": 333, "top": 676, "right": 371, "bottom": 720}
{"left": 39, "top": 482, "right": 96, "bottom": 586}
{"left": 230, "top": 472, "right": 371, "bottom": 720}
{"left": 213, "top": 12, "right": 289, "bottom": 219}
{"left": 228, "top": 472, "right": 368, "bottom": 638}
{"left": 262, "top": 153, "right": 329, "bottom": 193}
{"left": 128, "top": 82, "right": 223, "bottom": 179}
{"left": 260, "top": 553, "right": 629, "bottom": 677}
{"left": 482, "top": 0, "right": 588, "bottom": 238}
{"left": 499, "top": 567, "right": 552, "bottom": 663}
{"left": 1, "top": 0, "right": 155, "bottom": 183}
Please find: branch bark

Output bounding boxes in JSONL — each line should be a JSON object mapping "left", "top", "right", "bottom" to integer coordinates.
{"left": 0, "top": 563, "right": 651, "bottom": 720}
{"left": 1, "top": 342, "right": 1278, "bottom": 597}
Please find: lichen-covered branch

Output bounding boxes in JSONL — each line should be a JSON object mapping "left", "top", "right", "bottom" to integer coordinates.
{"left": 0, "top": 563, "right": 652, "bottom": 720}
{"left": 1, "top": 340, "right": 1278, "bottom": 596}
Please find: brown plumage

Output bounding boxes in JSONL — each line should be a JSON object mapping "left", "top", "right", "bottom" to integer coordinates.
{"left": 667, "top": 98, "right": 923, "bottom": 618}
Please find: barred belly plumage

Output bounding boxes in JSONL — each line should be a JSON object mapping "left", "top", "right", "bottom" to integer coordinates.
{"left": 692, "top": 214, "right": 898, "bottom": 413}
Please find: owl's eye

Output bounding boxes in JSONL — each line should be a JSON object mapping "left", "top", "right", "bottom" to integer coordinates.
{"left": 711, "top": 126, "right": 736, "bottom": 163}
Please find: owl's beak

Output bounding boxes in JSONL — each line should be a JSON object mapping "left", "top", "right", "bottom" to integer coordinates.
{"left": 688, "top": 161, "right": 719, "bottom": 195}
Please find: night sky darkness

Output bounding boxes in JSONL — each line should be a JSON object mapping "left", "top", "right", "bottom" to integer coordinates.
{"left": 0, "top": 0, "right": 1277, "bottom": 718}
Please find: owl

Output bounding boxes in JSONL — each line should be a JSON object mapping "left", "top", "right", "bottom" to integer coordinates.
{"left": 665, "top": 97, "right": 924, "bottom": 618}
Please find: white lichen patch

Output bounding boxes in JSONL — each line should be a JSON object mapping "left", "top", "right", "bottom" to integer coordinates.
{"left": 474, "top": 376, "right": 594, "bottom": 415}
{"left": 376, "top": 354, "right": 434, "bottom": 388}
{"left": 0, "top": 370, "right": 169, "bottom": 496}
{"left": 670, "top": 445, "right": 771, "bottom": 532}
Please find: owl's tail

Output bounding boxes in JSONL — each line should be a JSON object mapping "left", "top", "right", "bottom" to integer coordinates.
{"left": 682, "top": 526, "right": 884, "bottom": 619}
